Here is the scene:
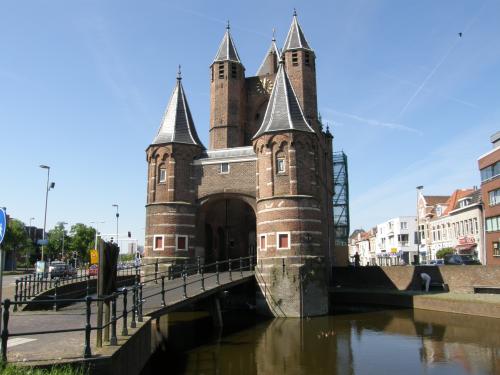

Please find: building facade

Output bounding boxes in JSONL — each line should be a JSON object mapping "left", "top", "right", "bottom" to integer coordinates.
{"left": 376, "top": 216, "right": 417, "bottom": 265}
{"left": 418, "top": 189, "right": 484, "bottom": 263}
{"left": 478, "top": 132, "right": 500, "bottom": 265}
{"left": 144, "top": 13, "right": 334, "bottom": 317}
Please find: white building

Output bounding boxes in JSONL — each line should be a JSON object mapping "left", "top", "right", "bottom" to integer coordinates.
{"left": 376, "top": 216, "right": 418, "bottom": 265}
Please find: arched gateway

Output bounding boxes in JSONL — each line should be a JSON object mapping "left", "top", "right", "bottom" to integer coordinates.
{"left": 144, "top": 13, "right": 334, "bottom": 317}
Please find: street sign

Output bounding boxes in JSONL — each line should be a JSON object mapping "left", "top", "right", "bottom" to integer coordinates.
{"left": 0, "top": 208, "right": 6, "bottom": 245}
{"left": 90, "top": 249, "right": 99, "bottom": 265}
{"left": 37, "top": 239, "right": 49, "bottom": 246}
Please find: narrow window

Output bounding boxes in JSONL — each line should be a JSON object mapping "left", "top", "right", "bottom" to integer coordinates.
{"left": 218, "top": 62, "right": 224, "bottom": 79}
{"left": 159, "top": 168, "right": 167, "bottom": 183}
{"left": 260, "top": 235, "right": 266, "bottom": 251}
{"left": 277, "top": 232, "right": 290, "bottom": 249}
{"left": 304, "top": 52, "right": 310, "bottom": 66}
{"left": 176, "top": 235, "right": 188, "bottom": 251}
{"left": 153, "top": 235, "right": 164, "bottom": 251}
{"left": 231, "top": 63, "right": 237, "bottom": 78}
{"left": 292, "top": 51, "right": 298, "bottom": 66}
{"left": 220, "top": 163, "right": 229, "bottom": 174}
{"left": 277, "top": 158, "right": 285, "bottom": 174}
{"left": 494, "top": 242, "right": 500, "bottom": 257}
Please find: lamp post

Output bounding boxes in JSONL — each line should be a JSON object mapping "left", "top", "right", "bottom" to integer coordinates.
{"left": 60, "top": 222, "right": 68, "bottom": 262}
{"left": 112, "top": 204, "right": 119, "bottom": 249}
{"left": 40, "top": 165, "right": 55, "bottom": 262}
{"left": 416, "top": 185, "right": 424, "bottom": 265}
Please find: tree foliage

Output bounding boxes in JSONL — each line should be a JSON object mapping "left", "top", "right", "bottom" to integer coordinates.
{"left": 69, "top": 223, "right": 96, "bottom": 260}
{"left": 2, "top": 219, "right": 33, "bottom": 256}
{"left": 436, "top": 247, "right": 455, "bottom": 259}
{"left": 47, "top": 223, "right": 68, "bottom": 261}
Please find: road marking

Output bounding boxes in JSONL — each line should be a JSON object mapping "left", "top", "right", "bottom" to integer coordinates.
{"left": 7, "top": 338, "right": 37, "bottom": 348}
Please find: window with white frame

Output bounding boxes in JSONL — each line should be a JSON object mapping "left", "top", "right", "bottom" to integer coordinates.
{"left": 153, "top": 235, "right": 164, "bottom": 251}
{"left": 277, "top": 157, "right": 286, "bottom": 174}
{"left": 220, "top": 163, "right": 230, "bottom": 174}
{"left": 176, "top": 235, "right": 188, "bottom": 251}
{"left": 260, "top": 235, "right": 266, "bottom": 251}
{"left": 486, "top": 216, "right": 500, "bottom": 232}
{"left": 159, "top": 167, "right": 167, "bottom": 183}
{"left": 489, "top": 189, "right": 500, "bottom": 206}
{"left": 276, "top": 232, "right": 290, "bottom": 249}
{"left": 400, "top": 222, "right": 408, "bottom": 230}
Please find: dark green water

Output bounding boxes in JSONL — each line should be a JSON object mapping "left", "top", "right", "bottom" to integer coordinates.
{"left": 143, "top": 308, "right": 500, "bottom": 375}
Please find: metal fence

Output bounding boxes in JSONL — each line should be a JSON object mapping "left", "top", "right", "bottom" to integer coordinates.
{"left": 0, "top": 255, "right": 255, "bottom": 363}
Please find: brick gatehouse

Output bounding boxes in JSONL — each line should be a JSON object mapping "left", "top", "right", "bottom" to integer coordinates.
{"left": 144, "top": 12, "right": 334, "bottom": 317}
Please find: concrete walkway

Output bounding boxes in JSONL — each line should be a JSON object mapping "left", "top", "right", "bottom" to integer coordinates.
{"left": 4, "top": 270, "right": 254, "bottom": 364}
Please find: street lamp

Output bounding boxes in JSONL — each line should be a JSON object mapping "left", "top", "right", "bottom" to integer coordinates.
{"left": 112, "top": 204, "right": 119, "bottom": 249}
{"left": 416, "top": 185, "right": 424, "bottom": 265}
{"left": 40, "top": 165, "right": 55, "bottom": 262}
{"left": 60, "top": 222, "right": 68, "bottom": 262}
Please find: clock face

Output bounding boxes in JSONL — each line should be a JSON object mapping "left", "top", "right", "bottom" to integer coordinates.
{"left": 257, "top": 77, "right": 274, "bottom": 95}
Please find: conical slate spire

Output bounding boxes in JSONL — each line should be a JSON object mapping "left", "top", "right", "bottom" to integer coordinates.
{"left": 256, "top": 30, "right": 281, "bottom": 76}
{"left": 152, "top": 67, "right": 204, "bottom": 148}
{"left": 253, "top": 62, "right": 314, "bottom": 139}
{"left": 213, "top": 22, "right": 242, "bottom": 64}
{"left": 283, "top": 10, "right": 312, "bottom": 51}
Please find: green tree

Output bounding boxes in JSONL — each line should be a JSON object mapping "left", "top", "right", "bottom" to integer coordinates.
{"left": 2, "top": 219, "right": 33, "bottom": 269}
{"left": 47, "top": 223, "right": 70, "bottom": 261}
{"left": 436, "top": 247, "right": 455, "bottom": 259}
{"left": 68, "top": 223, "right": 96, "bottom": 261}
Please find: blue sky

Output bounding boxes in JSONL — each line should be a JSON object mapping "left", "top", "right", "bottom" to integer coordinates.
{"left": 1, "top": 0, "right": 499, "bottom": 246}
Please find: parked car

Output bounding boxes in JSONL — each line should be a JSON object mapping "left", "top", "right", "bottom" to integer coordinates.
{"left": 66, "top": 265, "right": 77, "bottom": 277}
{"left": 88, "top": 265, "right": 98, "bottom": 277}
{"left": 48, "top": 261, "right": 68, "bottom": 279}
{"left": 444, "top": 254, "right": 481, "bottom": 265}
{"left": 429, "top": 259, "right": 444, "bottom": 266}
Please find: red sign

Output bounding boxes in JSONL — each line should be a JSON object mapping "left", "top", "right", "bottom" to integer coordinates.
{"left": 458, "top": 236, "right": 476, "bottom": 245}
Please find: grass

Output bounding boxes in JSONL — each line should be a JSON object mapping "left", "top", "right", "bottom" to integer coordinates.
{"left": 0, "top": 364, "right": 87, "bottom": 375}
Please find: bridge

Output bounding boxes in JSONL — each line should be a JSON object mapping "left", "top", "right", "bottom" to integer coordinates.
{"left": 0, "top": 256, "right": 256, "bottom": 366}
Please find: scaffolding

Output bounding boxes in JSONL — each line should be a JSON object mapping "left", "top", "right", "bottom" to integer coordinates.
{"left": 333, "top": 151, "right": 350, "bottom": 246}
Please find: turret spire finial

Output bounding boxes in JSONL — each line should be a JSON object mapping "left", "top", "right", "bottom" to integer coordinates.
{"left": 177, "top": 65, "right": 182, "bottom": 81}
{"left": 272, "top": 28, "right": 276, "bottom": 41}
{"left": 293, "top": 8, "right": 297, "bottom": 17}
{"left": 226, "top": 20, "right": 230, "bottom": 30}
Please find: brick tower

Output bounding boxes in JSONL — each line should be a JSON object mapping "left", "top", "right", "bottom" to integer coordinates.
{"left": 209, "top": 23, "right": 246, "bottom": 149}
{"left": 145, "top": 68, "right": 204, "bottom": 266}
{"left": 144, "top": 13, "right": 334, "bottom": 317}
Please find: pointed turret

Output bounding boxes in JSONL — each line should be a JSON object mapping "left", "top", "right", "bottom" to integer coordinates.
{"left": 152, "top": 67, "right": 204, "bottom": 148}
{"left": 253, "top": 62, "right": 314, "bottom": 139}
{"left": 209, "top": 23, "right": 246, "bottom": 149}
{"left": 213, "top": 22, "right": 242, "bottom": 64}
{"left": 256, "top": 31, "right": 280, "bottom": 76}
{"left": 282, "top": 10, "right": 318, "bottom": 129}
{"left": 283, "top": 9, "right": 312, "bottom": 52}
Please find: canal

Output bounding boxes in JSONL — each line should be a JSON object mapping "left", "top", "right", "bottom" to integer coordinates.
{"left": 141, "top": 307, "right": 500, "bottom": 374}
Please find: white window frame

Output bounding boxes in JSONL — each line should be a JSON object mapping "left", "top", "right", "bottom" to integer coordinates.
{"left": 276, "top": 232, "right": 291, "bottom": 250}
{"left": 153, "top": 235, "right": 164, "bottom": 251}
{"left": 159, "top": 168, "right": 167, "bottom": 183}
{"left": 220, "top": 163, "right": 230, "bottom": 174}
{"left": 175, "top": 234, "right": 188, "bottom": 251}
{"left": 277, "top": 157, "right": 286, "bottom": 174}
{"left": 259, "top": 234, "right": 267, "bottom": 251}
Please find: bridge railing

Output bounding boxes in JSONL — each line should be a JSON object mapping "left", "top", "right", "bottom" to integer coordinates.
{"left": 0, "top": 255, "right": 256, "bottom": 364}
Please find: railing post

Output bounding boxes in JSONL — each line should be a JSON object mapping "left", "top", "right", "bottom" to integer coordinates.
{"left": 83, "top": 296, "right": 92, "bottom": 358}
{"left": 23, "top": 276, "right": 28, "bottom": 301}
{"left": 161, "top": 276, "right": 166, "bottom": 307}
{"left": 154, "top": 259, "right": 158, "bottom": 284}
{"left": 229, "top": 259, "right": 232, "bottom": 281}
{"left": 250, "top": 255, "right": 253, "bottom": 271}
{"left": 182, "top": 272, "right": 187, "bottom": 299}
{"left": 240, "top": 257, "right": 243, "bottom": 277}
{"left": 200, "top": 265, "right": 205, "bottom": 292}
{"left": 110, "top": 293, "right": 118, "bottom": 345}
{"left": 53, "top": 280, "right": 58, "bottom": 311}
{"left": 1, "top": 299, "right": 10, "bottom": 363}
{"left": 44, "top": 274, "right": 48, "bottom": 292}
{"left": 13, "top": 281, "right": 19, "bottom": 312}
{"left": 130, "top": 286, "right": 137, "bottom": 329}
{"left": 121, "top": 289, "right": 128, "bottom": 336}
{"left": 36, "top": 274, "right": 40, "bottom": 294}
{"left": 86, "top": 275, "right": 91, "bottom": 297}
{"left": 197, "top": 256, "right": 201, "bottom": 274}
{"left": 138, "top": 283, "right": 143, "bottom": 323}
{"left": 282, "top": 258, "right": 285, "bottom": 274}
{"left": 31, "top": 274, "right": 36, "bottom": 297}
{"left": 168, "top": 265, "right": 172, "bottom": 280}
{"left": 216, "top": 261, "right": 220, "bottom": 285}
{"left": 27, "top": 274, "right": 32, "bottom": 299}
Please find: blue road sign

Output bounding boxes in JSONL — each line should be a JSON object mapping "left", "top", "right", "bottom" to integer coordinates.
{"left": 0, "top": 208, "right": 6, "bottom": 245}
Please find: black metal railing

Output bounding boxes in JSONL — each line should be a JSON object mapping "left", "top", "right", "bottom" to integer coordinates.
{"left": 1, "top": 255, "right": 256, "bottom": 363}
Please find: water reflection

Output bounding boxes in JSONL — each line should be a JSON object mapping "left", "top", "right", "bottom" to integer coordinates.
{"left": 145, "top": 309, "right": 500, "bottom": 375}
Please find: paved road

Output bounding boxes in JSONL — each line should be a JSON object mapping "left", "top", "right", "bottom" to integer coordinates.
{"left": 4, "top": 270, "right": 254, "bottom": 363}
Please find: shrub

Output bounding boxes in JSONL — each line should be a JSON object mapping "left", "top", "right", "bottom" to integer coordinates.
{"left": 436, "top": 247, "right": 455, "bottom": 259}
